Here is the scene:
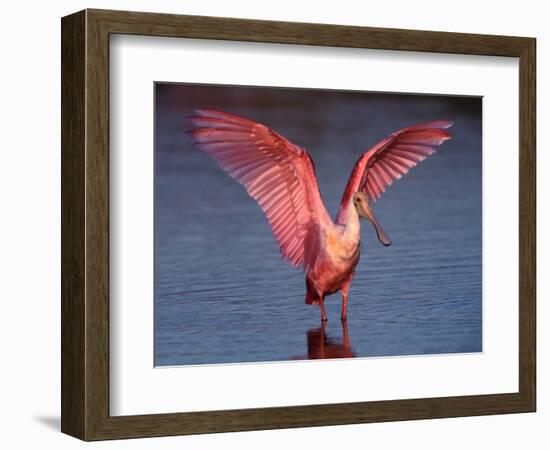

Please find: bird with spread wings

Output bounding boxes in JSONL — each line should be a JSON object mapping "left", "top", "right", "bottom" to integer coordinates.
{"left": 188, "top": 110, "right": 452, "bottom": 322}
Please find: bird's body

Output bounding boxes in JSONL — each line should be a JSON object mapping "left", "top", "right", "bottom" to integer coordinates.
{"left": 188, "top": 109, "right": 452, "bottom": 321}
{"left": 304, "top": 203, "right": 361, "bottom": 320}
{"left": 306, "top": 220, "right": 360, "bottom": 298}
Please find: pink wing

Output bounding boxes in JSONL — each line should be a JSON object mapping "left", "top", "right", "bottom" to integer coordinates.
{"left": 336, "top": 121, "right": 453, "bottom": 224}
{"left": 187, "top": 109, "right": 332, "bottom": 267}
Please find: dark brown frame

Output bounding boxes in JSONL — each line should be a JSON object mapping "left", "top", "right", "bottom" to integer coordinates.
{"left": 61, "top": 8, "right": 536, "bottom": 441}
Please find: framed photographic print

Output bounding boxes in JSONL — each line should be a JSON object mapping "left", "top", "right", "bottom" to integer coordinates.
{"left": 61, "top": 9, "right": 536, "bottom": 441}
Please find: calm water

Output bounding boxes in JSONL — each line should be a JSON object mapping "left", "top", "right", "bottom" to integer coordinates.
{"left": 154, "top": 84, "right": 482, "bottom": 366}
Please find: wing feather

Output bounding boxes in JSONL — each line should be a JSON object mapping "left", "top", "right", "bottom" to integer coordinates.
{"left": 188, "top": 109, "right": 331, "bottom": 268}
{"left": 336, "top": 121, "right": 453, "bottom": 224}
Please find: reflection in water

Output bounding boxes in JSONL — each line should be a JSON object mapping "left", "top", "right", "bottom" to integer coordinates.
{"left": 302, "top": 321, "right": 355, "bottom": 360}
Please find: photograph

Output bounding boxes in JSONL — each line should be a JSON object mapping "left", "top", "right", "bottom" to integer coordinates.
{"left": 154, "top": 83, "right": 482, "bottom": 367}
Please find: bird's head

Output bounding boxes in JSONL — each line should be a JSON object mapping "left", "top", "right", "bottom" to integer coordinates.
{"left": 353, "top": 192, "right": 392, "bottom": 247}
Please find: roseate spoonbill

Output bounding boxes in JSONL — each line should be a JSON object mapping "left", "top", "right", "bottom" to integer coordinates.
{"left": 187, "top": 109, "right": 452, "bottom": 322}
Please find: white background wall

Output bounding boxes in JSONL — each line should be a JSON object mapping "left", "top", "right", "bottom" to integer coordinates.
{"left": 0, "top": 1, "right": 546, "bottom": 448}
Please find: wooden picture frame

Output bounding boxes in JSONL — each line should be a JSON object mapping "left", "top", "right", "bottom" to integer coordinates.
{"left": 61, "top": 8, "right": 536, "bottom": 441}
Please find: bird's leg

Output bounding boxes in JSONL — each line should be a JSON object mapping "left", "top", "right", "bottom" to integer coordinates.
{"left": 341, "top": 283, "right": 350, "bottom": 322}
{"left": 341, "top": 319, "right": 351, "bottom": 356}
{"left": 319, "top": 295, "right": 327, "bottom": 322}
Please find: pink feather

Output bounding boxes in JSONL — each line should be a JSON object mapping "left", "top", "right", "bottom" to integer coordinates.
{"left": 187, "top": 109, "right": 332, "bottom": 268}
{"left": 336, "top": 121, "right": 453, "bottom": 223}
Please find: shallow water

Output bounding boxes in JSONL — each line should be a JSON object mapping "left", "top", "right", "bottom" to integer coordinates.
{"left": 154, "top": 84, "right": 482, "bottom": 366}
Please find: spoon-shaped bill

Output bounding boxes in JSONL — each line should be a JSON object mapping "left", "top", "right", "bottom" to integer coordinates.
{"left": 356, "top": 197, "right": 392, "bottom": 247}
{"left": 370, "top": 213, "right": 392, "bottom": 247}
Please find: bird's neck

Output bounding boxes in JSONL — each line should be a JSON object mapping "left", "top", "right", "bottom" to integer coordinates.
{"left": 341, "top": 198, "right": 361, "bottom": 244}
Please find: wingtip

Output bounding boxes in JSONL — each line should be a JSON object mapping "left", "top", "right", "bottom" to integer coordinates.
{"left": 193, "top": 108, "right": 231, "bottom": 118}
{"left": 192, "top": 108, "right": 210, "bottom": 117}
{"left": 184, "top": 127, "right": 207, "bottom": 141}
{"left": 185, "top": 113, "right": 200, "bottom": 130}
{"left": 432, "top": 120, "right": 454, "bottom": 130}
{"left": 185, "top": 114, "right": 206, "bottom": 126}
